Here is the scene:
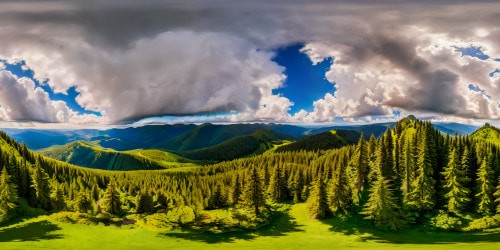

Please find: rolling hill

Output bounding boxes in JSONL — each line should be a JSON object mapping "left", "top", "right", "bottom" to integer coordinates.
{"left": 39, "top": 141, "right": 196, "bottom": 171}
{"left": 181, "top": 130, "right": 284, "bottom": 161}
{"left": 470, "top": 123, "right": 500, "bottom": 146}
{"left": 275, "top": 129, "right": 362, "bottom": 152}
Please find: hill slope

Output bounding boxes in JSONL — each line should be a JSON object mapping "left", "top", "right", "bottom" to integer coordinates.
{"left": 181, "top": 130, "right": 283, "bottom": 161}
{"left": 275, "top": 130, "right": 361, "bottom": 153}
{"left": 39, "top": 141, "right": 192, "bottom": 170}
{"left": 470, "top": 123, "right": 500, "bottom": 146}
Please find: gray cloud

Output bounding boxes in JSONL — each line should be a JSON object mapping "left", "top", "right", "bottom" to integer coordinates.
{"left": 0, "top": 0, "right": 498, "bottom": 124}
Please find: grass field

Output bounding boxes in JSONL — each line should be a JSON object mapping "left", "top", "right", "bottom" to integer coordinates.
{"left": 1, "top": 203, "right": 499, "bottom": 250}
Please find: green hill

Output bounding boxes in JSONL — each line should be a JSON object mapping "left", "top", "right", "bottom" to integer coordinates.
{"left": 181, "top": 130, "right": 282, "bottom": 162}
{"left": 275, "top": 130, "right": 361, "bottom": 153}
{"left": 470, "top": 123, "right": 500, "bottom": 146}
{"left": 39, "top": 141, "right": 195, "bottom": 170}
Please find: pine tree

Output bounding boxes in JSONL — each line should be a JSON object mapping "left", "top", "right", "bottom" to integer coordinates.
{"left": 407, "top": 128, "right": 435, "bottom": 211}
{"left": 441, "top": 148, "right": 470, "bottom": 214}
{"left": 307, "top": 175, "right": 330, "bottom": 219}
{"left": 242, "top": 165, "right": 266, "bottom": 215}
{"left": 136, "top": 190, "right": 154, "bottom": 214}
{"left": 291, "top": 170, "right": 304, "bottom": 203}
{"left": 494, "top": 177, "right": 500, "bottom": 214}
{"left": 208, "top": 183, "right": 227, "bottom": 209}
{"left": 102, "top": 179, "right": 121, "bottom": 215}
{"left": 268, "top": 164, "right": 287, "bottom": 202}
{"left": 0, "top": 167, "right": 18, "bottom": 224}
{"left": 230, "top": 174, "right": 242, "bottom": 205}
{"left": 328, "top": 164, "right": 351, "bottom": 213}
{"left": 50, "top": 185, "right": 66, "bottom": 211}
{"left": 76, "top": 192, "right": 92, "bottom": 213}
{"left": 350, "top": 134, "right": 368, "bottom": 204}
{"left": 31, "top": 163, "right": 52, "bottom": 210}
{"left": 361, "top": 172, "right": 405, "bottom": 230}
{"left": 476, "top": 155, "right": 495, "bottom": 215}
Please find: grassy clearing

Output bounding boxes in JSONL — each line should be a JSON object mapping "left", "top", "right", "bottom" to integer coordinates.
{"left": 1, "top": 203, "right": 499, "bottom": 250}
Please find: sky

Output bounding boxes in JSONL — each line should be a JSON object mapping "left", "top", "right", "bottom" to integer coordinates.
{"left": 0, "top": 0, "right": 499, "bottom": 128}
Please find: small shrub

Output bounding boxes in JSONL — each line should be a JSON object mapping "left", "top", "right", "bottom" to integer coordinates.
{"left": 464, "top": 215, "right": 500, "bottom": 231}
{"left": 166, "top": 206, "right": 196, "bottom": 224}
{"left": 429, "top": 211, "right": 463, "bottom": 231}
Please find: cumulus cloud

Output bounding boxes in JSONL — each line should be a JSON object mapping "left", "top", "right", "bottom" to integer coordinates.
{"left": 0, "top": 0, "right": 498, "bottom": 125}
{"left": 0, "top": 70, "right": 102, "bottom": 124}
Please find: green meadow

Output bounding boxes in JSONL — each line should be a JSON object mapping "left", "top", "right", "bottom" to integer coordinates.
{"left": 1, "top": 203, "right": 499, "bottom": 250}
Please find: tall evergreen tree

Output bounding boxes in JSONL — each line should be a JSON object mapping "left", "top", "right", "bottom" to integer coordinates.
{"left": 407, "top": 127, "right": 436, "bottom": 211}
{"left": 476, "top": 155, "right": 495, "bottom": 215}
{"left": 268, "top": 164, "right": 287, "bottom": 202}
{"left": 361, "top": 172, "right": 405, "bottom": 230}
{"left": 102, "top": 179, "right": 121, "bottom": 215}
{"left": 50, "top": 185, "right": 66, "bottom": 211}
{"left": 307, "top": 175, "right": 330, "bottom": 219}
{"left": 76, "top": 192, "right": 92, "bottom": 213}
{"left": 350, "top": 134, "right": 369, "bottom": 204}
{"left": 442, "top": 148, "right": 470, "bottom": 214}
{"left": 136, "top": 190, "right": 154, "bottom": 214}
{"left": 242, "top": 166, "right": 266, "bottom": 214}
{"left": 0, "top": 167, "right": 18, "bottom": 224}
{"left": 230, "top": 174, "right": 242, "bottom": 205}
{"left": 31, "top": 163, "right": 52, "bottom": 210}
{"left": 494, "top": 177, "right": 500, "bottom": 214}
{"left": 328, "top": 164, "right": 351, "bottom": 213}
{"left": 208, "top": 183, "right": 227, "bottom": 209}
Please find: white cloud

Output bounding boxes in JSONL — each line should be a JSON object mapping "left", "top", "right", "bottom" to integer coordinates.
{"left": 0, "top": 70, "right": 104, "bottom": 124}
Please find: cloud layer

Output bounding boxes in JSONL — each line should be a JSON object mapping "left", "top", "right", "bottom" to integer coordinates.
{"left": 0, "top": 0, "right": 498, "bottom": 125}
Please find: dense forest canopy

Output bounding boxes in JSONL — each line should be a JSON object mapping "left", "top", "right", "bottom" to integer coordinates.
{"left": 0, "top": 117, "right": 500, "bottom": 231}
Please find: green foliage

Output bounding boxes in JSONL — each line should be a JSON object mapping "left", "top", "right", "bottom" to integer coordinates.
{"left": 102, "top": 179, "right": 121, "bottom": 215}
{"left": 464, "top": 215, "right": 500, "bottom": 231}
{"left": 442, "top": 148, "right": 470, "bottom": 214}
{"left": 166, "top": 206, "right": 196, "bottom": 224}
{"left": 476, "top": 155, "right": 495, "bottom": 215}
{"left": 31, "top": 163, "right": 52, "bottom": 210}
{"left": 361, "top": 173, "right": 405, "bottom": 230}
{"left": 0, "top": 167, "right": 18, "bottom": 224}
{"left": 50, "top": 185, "right": 66, "bottom": 211}
{"left": 76, "top": 193, "right": 92, "bottom": 213}
{"left": 242, "top": 166, "right": 266, "bottom": 215}
{"left": 276, "top": 130, "right": 360, "bottom": 153}
{"left": 307, "top": 176, "right": 330, "bottom": 219}
{"left": 267, "top": 164, "right": 288, "bottom": 202}
{"left": 428, "top": 210, "right": 463, "bottom": 231}
{"left": 136, "top": 191, "right": 154, "bottom": 214}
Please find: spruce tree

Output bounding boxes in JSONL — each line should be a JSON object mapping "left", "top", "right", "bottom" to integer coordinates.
{"left": 242, "top": 165, "right": 266, "bottom": 215}
{"left": 102, "top": 179, "right": 121, "bottom": 215}
{"left": 76, "top": 193, "right": 92, "bottom": 213}
{"left": 50, "top": 185, "right": 66, "bottom": 211}
{"left": 268, "top": 164, "right": 287, "bottom": 202}
{"left": 442, "top": 148, "right": 470, "bottom": 214}
{"left": 31, "top": 163, "right": 52, "bottom": 210}
{"left": 407, "top": 128, "right": 435, "bottom": 211}
{"left": 307, "top": 175, "right": 330, "bottom": 219}
{"left": 476, "top": 155, "right": 495, "bottom": 215}
{"left": 0, "top": 167, "right": 18, "bottom": 224}
{"left": 350, "top": 134, "right": 368, "bottom": 204}
{"left": 208, "top": 183, "right": 227, "bottom": 209}
{"left": 230, "top": 174, "right": 242, "bottom": 205}
{"left": 494, "top": 177, "right": 500, "bottom": 214}
{"left": 328, "top": 164, "right": 351, "bottom": 213}
{"left": 361, "top": 172, "right": 405, "bottom": 230}
{"left": 136, "top": 190, "right": 154, "bottom": 214}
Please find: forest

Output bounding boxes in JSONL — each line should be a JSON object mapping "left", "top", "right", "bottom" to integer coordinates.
{"left": 1, "top": 116, "right": 500, "bottom": 232}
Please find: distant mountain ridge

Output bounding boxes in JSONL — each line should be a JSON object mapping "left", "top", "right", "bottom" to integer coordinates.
{"left": 4, "top": 121, "right": 480, "bottom": 152}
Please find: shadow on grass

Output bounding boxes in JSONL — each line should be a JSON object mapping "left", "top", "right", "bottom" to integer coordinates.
{"left": 321, "top": 215, "right": 500, "bottom": 244}
{"left": 159, "top": 209, "right": 304, "bottom": 244}
{"left": 0, "top": 220, "right": 63, "bottom": 242}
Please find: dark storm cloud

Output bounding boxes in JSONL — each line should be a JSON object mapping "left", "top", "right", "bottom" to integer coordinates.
{"left": 0, "top": 0, "right": 498, "bottom": 123}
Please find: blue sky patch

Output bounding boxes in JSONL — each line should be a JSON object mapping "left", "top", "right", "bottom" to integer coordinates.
{"left": 455, "top": 46, "right": 489, "bottom": 60}
{"left": 272, "top": 44, "right": 335, "bottom": 114}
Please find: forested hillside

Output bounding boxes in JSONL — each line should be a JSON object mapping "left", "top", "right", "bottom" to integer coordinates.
{"left": 275, "top": 130, "right": 361, "bottom": 153}
{"left": 1, "top": 117, "right": 500, "bottom": 232}
{"left": 39, "top": 141, "right": 171, "bottom": 170}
